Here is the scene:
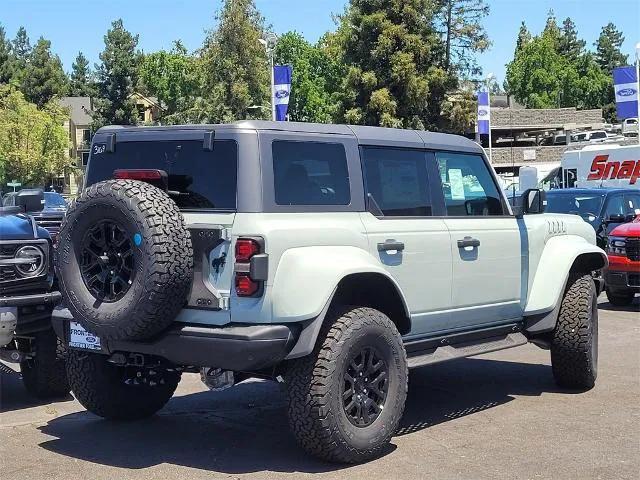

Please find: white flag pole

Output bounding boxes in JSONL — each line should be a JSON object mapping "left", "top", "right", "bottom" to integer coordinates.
{"left": 488, "top": 90, "right": 493, "bottom": 163}
{"left": 635, "top": 42, "right": 640, "bottom": 145}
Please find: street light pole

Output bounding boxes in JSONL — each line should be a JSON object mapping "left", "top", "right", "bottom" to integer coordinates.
{"left": 260, "top": 33, "right": 279, "bottom": 121}
{"left": 486, "top": 73, "right": 494, "bottom": 163}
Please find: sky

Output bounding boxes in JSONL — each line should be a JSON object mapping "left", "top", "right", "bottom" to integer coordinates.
{"left": 1, "top": 0, "right": 639, "bottom": 86}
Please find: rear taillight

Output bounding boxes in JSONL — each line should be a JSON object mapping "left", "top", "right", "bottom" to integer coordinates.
{"left": 234, "top": 237, "right": 265, "bottom": 297}
{"left": 235, "top": 239, "right": 260, "bottom": 262}
{"left": 235, "top": 274, "right": 260, "bottom": 296}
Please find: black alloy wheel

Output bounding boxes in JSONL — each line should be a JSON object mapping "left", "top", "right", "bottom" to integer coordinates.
{"left": 342, "top": 346, "right": 389, "bottom": 427}
{"left": 80, "top": 220, "right": 135, "bottom": 302}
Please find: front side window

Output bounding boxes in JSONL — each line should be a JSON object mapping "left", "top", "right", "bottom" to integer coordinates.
{"left": 273, "top": 140, "right": 350, "bottom": 205}
{"left": 436, "top": 152, "right": 504, "bottom": 216}
{"left": 362, "top": 147, "right": 431, "bottom": 216}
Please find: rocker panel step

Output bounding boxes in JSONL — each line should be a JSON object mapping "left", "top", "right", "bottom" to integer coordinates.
{"left": 407, "top": 331, "right": 528, "bottom": 369}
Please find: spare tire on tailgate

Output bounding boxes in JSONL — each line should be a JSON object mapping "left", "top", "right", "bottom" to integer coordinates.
{"left": 56, "top": 180, "right": 193, "bottom": 341}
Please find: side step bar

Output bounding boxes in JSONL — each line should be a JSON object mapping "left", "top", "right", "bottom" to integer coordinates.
{"left": 406, "top": 324, "right": 528, "bottom": 369}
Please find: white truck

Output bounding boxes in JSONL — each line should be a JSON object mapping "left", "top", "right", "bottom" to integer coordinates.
{"left": 53, "top": 122, "right": 606, "bottom": 463}
{"left": 546, "top": 144, "right": 640, "bottom": 190}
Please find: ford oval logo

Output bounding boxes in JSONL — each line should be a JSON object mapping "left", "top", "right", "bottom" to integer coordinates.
{"left": 617, "top": 88, "right": 636, "bottom": 97}
{"left": 275, "top": 89, "right": 289, "bottom": 99}
{"left": 478, "top": 109, "right": 488, "bottom": 116}
{"left": 86, "top": 336, "right": 96, "bottom": 344}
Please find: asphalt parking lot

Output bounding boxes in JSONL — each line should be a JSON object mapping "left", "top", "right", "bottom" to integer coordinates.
{"left": 1, "top": 296, "right": 638, "bottom": 480}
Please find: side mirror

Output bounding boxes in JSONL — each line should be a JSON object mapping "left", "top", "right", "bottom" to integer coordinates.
{"left": 521, "top": 188, "right": 546, "bottom": 215}
{"left": 15, "top": 188, "right": 45, "bottom": 213}
{"left": 605, "top": 213, "right": 626, "bottom": 224}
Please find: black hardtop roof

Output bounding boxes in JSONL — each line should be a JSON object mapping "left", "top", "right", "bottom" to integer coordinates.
{"left": 97, "top": 121, "right": 483, "bottom": 153}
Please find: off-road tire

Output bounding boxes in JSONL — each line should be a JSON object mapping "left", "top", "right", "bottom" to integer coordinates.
{"left": 285, "top": 307, "right": 408, "bottom": 463}
{"left": 55, "top": 179, "right": 193, "bottom": 341}
{"left": 551, "top": 274, "right": 598, "bottom": 390}
{"left": 605, "top": 288, "right": 635, "bottom": 307}
{"left": 20, "top": 328, "right": 70, "bottom": 399}
{"left": 67, "top": 350, "right": 180, "bottom": 420}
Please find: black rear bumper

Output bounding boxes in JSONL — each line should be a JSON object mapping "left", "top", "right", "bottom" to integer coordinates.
{"left": 52, "top": 307, "right": 300, "bottom": 371}
{"left": 0, "top": 291, "right": 61, "bottom": 307}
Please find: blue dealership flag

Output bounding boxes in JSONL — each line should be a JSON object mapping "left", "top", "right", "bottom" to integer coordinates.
{"left": 477, "top": 91, "right": 490, "bottom": 134}
{"left": 613, "top": 66, "right": 638, "bottom": 119}
{"left": 273, "top": 65, "right": 292, "bottom": 121}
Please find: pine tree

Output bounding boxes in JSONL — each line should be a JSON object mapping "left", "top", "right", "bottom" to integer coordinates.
{"left": 0, "top": 25, "right": 12, "bottom": 84}
{"left": 595, "top": 22, "right": 628, "bottom": 74}
{"left": 439, "top": 0, "right": 491, "bottom": 77}
{"left": 514, "top": 22, "right": 531, "bottom": 56}
{"left": 69, "top": 51, "right": 95, "bottom": 97}
{"left": 20, "top": 37, "right": 68, "bottom": 107}
{"left": 92, "top": 19, "right": 140, "bottom": 129}
{"left": 335, "top": 0, "right": 457, "bottom": 130}
{"left": 558, "top": 17, "right": 585, "bottom": 62}
{"left": 542, "top": 9, "right": 560, "bottom": 44}
{"left": 199, "top": 0, "right": 270, "bottom": 123}
{"left": 10, "top": 27, "right": 31, "bottom": 83}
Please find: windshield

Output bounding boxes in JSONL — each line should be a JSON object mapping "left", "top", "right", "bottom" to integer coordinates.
{"left": 545, "top": 193, "right": 606, "bottom": 223}
{"left": 44, "top": 192, "right": 66, "bottom": 207}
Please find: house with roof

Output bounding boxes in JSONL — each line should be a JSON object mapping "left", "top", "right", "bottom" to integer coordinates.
{"left": 58, "top": 93, "right": 163, "bottom": 194}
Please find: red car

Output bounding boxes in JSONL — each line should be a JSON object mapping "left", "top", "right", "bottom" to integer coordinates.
{"left": 605, "top": 215, "right": 640, "bottom": 306}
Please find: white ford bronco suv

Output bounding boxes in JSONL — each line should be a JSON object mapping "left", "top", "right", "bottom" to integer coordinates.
{"left": 53, "top": 121, "right": 606, "bottom": 463}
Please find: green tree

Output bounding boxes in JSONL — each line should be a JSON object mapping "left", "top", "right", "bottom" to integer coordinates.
{"left": 21, "top": 37, "right": 68, "bottom": 107}
{"left": 558, "top": 17, "right": 585, "bottom": 62}
{"left": 514, "top": 21, "right": 531, "bottom": 56}
{"left": 199, "top": 0, "right": 270, "bottom": 123}
{"left": 8, "top": 27, "right": 31, "bottom": 84}
{"left": 274, "top": 32, "right": 344, "bottom": 123}
{"left": 0, "top": 25, "right": 12, "bottom": 84}
{"left": 334, "top": 0, "right": 457, "bottom": 130}
{"left": 69, "top": 51, "right": 95, "bottom": 97}
{"left": 92, "top": 19, "right": 140, "bottom": 129}
{"left": 0, "top": 85, "right": 68, "bottom": 186}
{"left": 595, "top": 22, "right": 628, "bottom": 74}
{"left": 438, "top": 0, "right": 491, "bottom": 77}
{"left": 138, "top": 40, "right": 201, "bottom": 123}
{"left": 542, "top": 9, "right": 560, "bottom": 42}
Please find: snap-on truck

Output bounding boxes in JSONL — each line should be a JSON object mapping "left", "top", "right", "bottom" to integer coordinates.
{"left": 556, "top": 144, "right": 640, "bottom": 189}
{"left": 53, "top": 122, "right": 606, "bottom": 463}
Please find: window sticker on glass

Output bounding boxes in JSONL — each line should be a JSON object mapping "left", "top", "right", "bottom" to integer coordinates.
{"left": 449, "top": 168, "right": 466, "bottom": 200}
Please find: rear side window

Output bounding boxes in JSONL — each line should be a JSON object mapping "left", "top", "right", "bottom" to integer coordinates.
{"left": 86, "top": 140, "right": 238, "bottom": 210}
{"left": 272, "top": 140, "right": 350, "bottom": 205}
{"left": 436, "top": 152, "right": 504, "bottom": 216}
{"left": 362, "top": 147, "right": 432, "bottom": 216}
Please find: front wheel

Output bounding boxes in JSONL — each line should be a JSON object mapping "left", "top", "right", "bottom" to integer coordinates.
{"left": 285, "top": 307, "right": 408, "bottom": 463}
{"left": 67, "top": 350, "right": 181, "bottom": 420}
{"left": 551, "top": 274, "right": 598, "bottom": 390}
{"left": 20, "top": 328, "right": 70, "bottom": 399}
{"left": 605, "top": 288, "right": 635, "bottom": 307}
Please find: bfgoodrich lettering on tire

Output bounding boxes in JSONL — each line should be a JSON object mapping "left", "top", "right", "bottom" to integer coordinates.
{"left": 285, "top": 306, "right": 408, "bottom": 463}
{"left": 55, "top": 179, "right": 193, "bottom": 341}
{"left": 551, "top": 274, "right": 598, "bottom": 390}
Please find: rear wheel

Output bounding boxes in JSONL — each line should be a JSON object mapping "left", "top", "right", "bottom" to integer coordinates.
{"left": 605, "top": 288, "right": 635, "bottom": 307}
{"left": 551, "top": 274, "right": 598, "bottom": 390}
{"left": 67, "top": 350, "right": 180, "bottom": 420}
{"left": 20, "top": 328, "right": 70, "bottom": 399}
{"left": 286, "top": 307, "right": 408, "bottom": 463}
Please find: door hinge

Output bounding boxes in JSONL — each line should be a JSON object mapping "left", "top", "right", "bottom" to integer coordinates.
{"left": 219, "top": 296, "right": 230, "bottom": 310}
{"left": 220, "top": 228, "right": 230, "bottom": 241}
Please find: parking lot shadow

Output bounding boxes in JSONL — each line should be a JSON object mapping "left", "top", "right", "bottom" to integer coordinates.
{"left": 38, "top": 357, "right": 565, "bottom": 474}
{"left": 0, "top": 368, "right": 74, "bottom": 412}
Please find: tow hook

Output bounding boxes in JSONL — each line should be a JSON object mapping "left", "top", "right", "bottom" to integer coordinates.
{"left": 200, "top": 367, "right": 234, "bottom": 391}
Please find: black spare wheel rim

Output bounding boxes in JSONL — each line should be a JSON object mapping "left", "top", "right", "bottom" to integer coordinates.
{"left": 342, "top": 346, "right": 389, "bottom": 427}
{"left": 80, "top": 219, "right": 135, "bottom": 302}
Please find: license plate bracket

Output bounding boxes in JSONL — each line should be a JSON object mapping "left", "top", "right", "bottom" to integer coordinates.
{"left": 68, "top": 321, "right": 103, "bottom": 352}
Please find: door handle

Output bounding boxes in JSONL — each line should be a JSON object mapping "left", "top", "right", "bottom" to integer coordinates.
{"left": 377, "top": 240, "right": 405, "bottom": 252}
{"left": 457, "top": 236, "right": 480, "bottom": 248}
